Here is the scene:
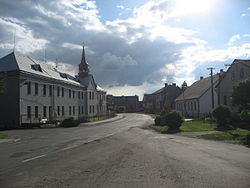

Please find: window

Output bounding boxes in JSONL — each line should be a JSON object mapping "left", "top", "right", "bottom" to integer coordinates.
{"left": 93, "top": 105, "right": 95, "bottom": 113}
{"left": 78, "top": 91, "right": 80, "bottom": 99}
{"left": 69, "top": 106, "right": 72, "bottom": 115}
{"left": 73, "top": 90, "right": 75, "bottom": 98}
{"left": 240, "top": 68, "right": 245, "bottom": 79}
{"left": 49, "top": 85, "right": 52, "bottom": 96}
{"left": 81, "top": 92, "right": 84, "bottom": 99}
{"left": 62, "top": 106, "right": 64, "bottom": 116}
{"left": 57, "top": 106, "right": 60, "bottom": 116}
{"left": 78, "top": 106, "right": 81, "bottom": 115}
{"left": 231, "top": 71, "right": 235, "bottom": 81}
{"left": 73, "top": 106, "right": 75, "bottom": 115}
{"left": 62, "top": 87, "right": 64, "bottom": 97}
{"left": 27, "top": 106, "right": 31, "bottom": 119}
{"left": 35, "top": 106, "right": 38, "bottom": 118}
{"left": 194, "top": 102, "right": 196, "bottom": 111}
{"left": 81, "top": 106, "right": 84, "bottom": 115}
{"left": 224, "top": 96, "right": 227, "bottom": 105}
{"left": 92, "top": 92, "right": 94, "bottom": 100}
{"left": 57, "top": 86, "right": 60, "bottom": 97}
{"left": 43, "top": 85, "right": 46, "bottom": 96}
{"left": 89, "top": 105, "right": 91, "bottom": 113}
{"left": 35, "top": 83, "right": 38, "bottom": 95}
{"left": 69, "top": 89, "right": 71, "bottom": 98}
{"left": 49, "top": 106, "right": 52, "bottom": 119}
{"left": 31, "top": 64, "right": 43, "bottom": 72}
{"left": 43, "top": 106, "right": 47, "bottom": 117}
{"left": 191, "top": 102, "right": 193, "bottom": 111}
{"left": 89, "top": 92, "right": 91, "bottom": 100}
{"left": 27, "top": 82, "right": 31, "bottom": 95}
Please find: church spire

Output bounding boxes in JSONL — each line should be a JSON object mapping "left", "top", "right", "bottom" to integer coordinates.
{"left": 78, "top": 43, "right": 89, "bottom": 78}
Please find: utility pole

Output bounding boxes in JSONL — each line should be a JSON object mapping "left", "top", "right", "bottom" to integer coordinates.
{"left": 207, "top": 67, "right": 215, "bottom": 109}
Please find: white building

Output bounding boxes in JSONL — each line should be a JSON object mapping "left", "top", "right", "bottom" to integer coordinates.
{"left": 175, "top": 74, "right": 221, "bottom": 118}
{"left": 0, "top": 46, "right": 106, "bottom": 129}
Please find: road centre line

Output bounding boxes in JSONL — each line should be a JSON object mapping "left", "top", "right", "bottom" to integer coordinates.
{"left": 22, "top": 154, "right": 46, "bottom": 163}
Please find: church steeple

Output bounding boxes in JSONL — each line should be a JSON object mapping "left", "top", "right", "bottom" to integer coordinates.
{"left": 78, "top": 43, "right": 89, "bottom": 78}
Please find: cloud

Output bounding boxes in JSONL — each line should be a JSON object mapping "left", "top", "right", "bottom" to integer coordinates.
{"left": 0, "top": 0, "right": 249, "bottom": 100}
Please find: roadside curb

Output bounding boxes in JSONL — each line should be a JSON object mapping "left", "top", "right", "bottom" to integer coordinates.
{"left": 78, "top": 114, "right": 125, "bottom": 127}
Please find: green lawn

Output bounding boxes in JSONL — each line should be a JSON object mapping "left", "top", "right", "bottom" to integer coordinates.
{"left": 199, "top": 128, "right": 250, "bottom": 146}
{"left": 149, "top": 125, "right": 168, "bottom": 133}
{"left": 87, "top": 115, "right": 115, "bottom": 122}
{"left": 0, "top": 133, "right": 7, "bottom": 139}
{"left": 150, "top": 120, "right": 217, "bottom": 133}
{"left": 180, "top": 120, "right": 217, "bottom": 132}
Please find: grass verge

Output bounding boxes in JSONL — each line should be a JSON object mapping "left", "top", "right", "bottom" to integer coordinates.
{"left": 0, "top": 133, "right": 7, "bottom": 139}
{"left": 87, "top": 115, "right": 115, "bottom": 122}
{"left": 149, "top": 125, "right": 168, "bottom": 133}
{"left": 180, "top": 120, "right": 217, "bottom": 132}
{"left": 199, "top": 128, "right": 250, "bottom": 146}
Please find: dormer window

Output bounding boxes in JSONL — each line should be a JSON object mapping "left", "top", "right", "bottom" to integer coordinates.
{"left": 59, "top": 73, "right": 68, "bottom": 79}
{"left": 31, "top": 64, "right": 43, "bottom": 72}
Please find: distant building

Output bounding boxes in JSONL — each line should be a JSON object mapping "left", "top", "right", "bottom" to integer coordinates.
{"left": 113, "top": 95, "right": 139, "bottom": 112}
{"left": 106, "top": 94, "right": 115, "bottom": 112}
{"left": 175, "top": 73, "right": 222, "bottom": 118}
{"left": 0, "top": 46, "right": 106, "bottom": 129}
{"left": 143, "top": 83, "right": 182, "bottom": 113}
{"left": 216, "top": 59, "right": 250, "bottom": 107}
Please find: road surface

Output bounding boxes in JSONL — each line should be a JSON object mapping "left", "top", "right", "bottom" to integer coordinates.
{"left": 0, "top": 113, "right": 250, "bottom": 188}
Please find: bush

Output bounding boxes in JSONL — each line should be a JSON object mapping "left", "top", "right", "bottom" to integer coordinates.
{"left": 165, "top": 110, "right": 184, "bottom": 131}
{"left": 240, "top": 111, "right": 250, "bottom": 122}
{"left": 154, "top": 116, "right": 166, "bottom": 126}
{"left": 212, "top": 105, "right": 231, "bottom": 127}
{"left": 60, "top": 117, "right": 77, "bottom": 128}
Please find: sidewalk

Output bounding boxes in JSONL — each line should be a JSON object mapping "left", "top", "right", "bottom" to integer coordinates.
{"left": 78, "top": 114, "right": 125, "bottom": 127}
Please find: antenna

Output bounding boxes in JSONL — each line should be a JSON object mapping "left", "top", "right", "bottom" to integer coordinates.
{"left": 55, "top": 58, "right": 58, "bottom": 69}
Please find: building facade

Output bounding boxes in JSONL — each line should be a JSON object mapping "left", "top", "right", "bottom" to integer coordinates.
{"left": 175, "top": 74, "right": 221, "bottom": 118}
{"left": 113, "top": 95, "right": 139, "bottom": 112}
{"left": 216, "top": 59, "right": 250, "bottom": 107}
{"left": 143, "top": 83, "right": 182, "bottom": 113}
{"left": 0, "top": 46, "right": 106, "bottom": 128}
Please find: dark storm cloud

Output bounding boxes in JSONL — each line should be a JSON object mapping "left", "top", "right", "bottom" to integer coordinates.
{"left": 0, "top": 0, "right": 189, "bottom": 87}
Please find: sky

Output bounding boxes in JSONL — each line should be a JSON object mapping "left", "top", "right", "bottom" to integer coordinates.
{"left": 0, "top": 0, "right": 250, "bottom": 100}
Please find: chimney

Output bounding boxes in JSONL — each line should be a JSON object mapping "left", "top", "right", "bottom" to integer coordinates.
{"left": 172, "top": 83, "right": 176, "bottom": 86}
{"left": 200, "top": 76, "right": 203, "bottom": 80}
{"left": 165, "top": 83, "right": 168, "bottom": 87}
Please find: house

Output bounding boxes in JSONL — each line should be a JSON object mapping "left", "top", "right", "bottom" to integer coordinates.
{"left": 216, "top": 59, "right": 250, "bottom": 107}
{"left": 0, "top": 45, "right": 106, "bottom": 129}
{"left": 143, "top": 83, "right": 182, "bottom": 113}
{"left": 113, "top": 95, "right": 139, "bottom": 112}
{"left": 175, "top": 73, "right": 222, "bottom": 118}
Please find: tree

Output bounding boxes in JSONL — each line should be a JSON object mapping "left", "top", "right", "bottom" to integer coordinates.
{"left": 231, "top": 78, "right": 250, "bottom": 110}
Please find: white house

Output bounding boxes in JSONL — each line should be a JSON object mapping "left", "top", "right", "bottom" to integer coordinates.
{"left": 175, "top": 73, "right": 221, "bottom": 118}
{"left": 0, "top": 45, "right": 106, "bottom": 129}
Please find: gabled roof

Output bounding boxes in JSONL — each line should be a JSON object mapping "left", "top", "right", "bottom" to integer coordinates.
{"left": 175, "top": 74, "right": 220, "bottom": 101}
{"left": 0, "top": 52, "right": 83, "bottom": 87}
{"left": 79, "top": 74, "right": 97, "bottom": 88}
{"left": 216, "top": 59, "right": 250, "bottom": 88}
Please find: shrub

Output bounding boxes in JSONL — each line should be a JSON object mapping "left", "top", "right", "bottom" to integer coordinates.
{"left": 60, "top": 117, "right": 77, "bottom": 128}
{"left": 154, "top": 116, "right": 166, "bottom": 126}
{"left": 212, "top": 105, "right": 231, "bottom": 127}
{"left": 240, "top": 111, "right": 250, "bottom": 122}
{"left": 165, "top": 110, "right": 184, "bottom": 131}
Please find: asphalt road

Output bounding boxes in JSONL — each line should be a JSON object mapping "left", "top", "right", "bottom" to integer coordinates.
{"left": 0, "top": 113, "right": 249, "bottom": 188}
